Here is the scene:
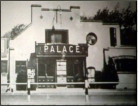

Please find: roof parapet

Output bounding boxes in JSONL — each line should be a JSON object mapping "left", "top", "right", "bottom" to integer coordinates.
{"left": 41, "top": 6, "right": 80, "bottom": 12}
{"left": 31, "top": 4, "right": 42, "bottom": 7}
{"left": 70, "top": 6, "right": 80, "bottom": 9}
{"left": 41, "top": 8, "right": 70, "bottom": 12}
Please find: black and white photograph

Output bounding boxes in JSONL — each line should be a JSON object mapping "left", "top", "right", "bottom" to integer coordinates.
{"left": 1, "top": 1, "right": 137, "bottom": 105}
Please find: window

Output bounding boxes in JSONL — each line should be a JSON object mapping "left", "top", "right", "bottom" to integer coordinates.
{"left": 16, "top": 61, "right": 26, "bottom": 73}
{"left": 74, "top": 60, "right": 84, "bottom": 82}
{"left": 112, "top": 56, "right": 136, "bottom": 72}
{"left": 120, "top": 29, "right": 136, "bottom": 46}
{"left": 115, "top": 58, "right": 136, "bottom": 72}
{"left": 110, "top": 27, "right": 116, "bottom": 46}
{"left": 67, "top": 60, "right": 74, "bottom": 76}
{"left": 51, "top": 34, "right": 62, "bottom": 43}
{"left": 45, "top": 29, "right": 68, "bottom": 43}
{"left": 1, "top": 61, "right": 7, "bottom": 73}
{"left": 38, "top": 63, "right": 46, "bottom": 76}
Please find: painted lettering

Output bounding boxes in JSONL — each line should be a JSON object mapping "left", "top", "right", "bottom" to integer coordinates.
{"left": 69, "top": 46, "right": 73, "bottom": 53}
{"left": 76, "top": 46, "right": 80, "bottom": 53}
{"left": 50, "top": 46, "right": 55, "bottom": 52}
{"left": 57, "top": 46, "right": 61, "bottom": 53}
{"left": 62, "top": 46, "right": 67, "bottom": 52}
{"left": 44, "top": 45, "right": 48, "bottom": 52}
{"left": 43, "top": 45, "right": 83, "bottom": 54}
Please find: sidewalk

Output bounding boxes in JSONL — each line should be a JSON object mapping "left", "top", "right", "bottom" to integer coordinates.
{"left": 1, "top": 88, "right": 136, "bottom": 105}
{"left": 1, "top": 88, "right": 136, "bottom": 95}
{"left": 1, "top": 94, "right": 136, "bottom": 105}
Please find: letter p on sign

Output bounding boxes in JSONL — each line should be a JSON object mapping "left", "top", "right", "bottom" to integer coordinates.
{"left": 44, "top": 45, "right": 48, "bottom": 52}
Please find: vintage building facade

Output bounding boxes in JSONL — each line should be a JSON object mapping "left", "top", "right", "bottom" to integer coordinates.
{"left": 7, "top": 4, "right": 136, "bottom": 90}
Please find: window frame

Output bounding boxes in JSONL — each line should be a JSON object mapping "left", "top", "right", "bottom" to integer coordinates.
{"left": 15, "top": 61, "right": 26, "bottom": 73}
{"left": 120, "top": 29, "right": 136, "bottom": 46}
{"left": 112, "top": 56, "right": 136, "bottom": 73}
{"left": 1, "top": 60, "right": 8, "bottom": 73}
{"left": 110, "top": 27, "right": 117, "bottom": 47}
{"left": 45, "top": 29, "right": 69, "bottom": 44}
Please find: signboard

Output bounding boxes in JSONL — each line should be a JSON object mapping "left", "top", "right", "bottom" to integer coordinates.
{"left": 88, "top": 69, "right": 95, "bottom": 82}
{"left": 28, "top": 69, "right": 35, "bottom": 78}
{"left": 44, "top": 45, "right": 80, "bottom": 53}
{"left": 57, "top": 76, "right": 66, "bottom": 83}
{"left": 35, "top": 43, "right": 88, "bottom": 56}
{"left": 57, "top": 71, "right": 66, "bottom": 75}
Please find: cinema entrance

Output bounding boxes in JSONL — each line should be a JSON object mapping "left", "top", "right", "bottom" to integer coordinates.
{"left": 35, "top": 43, "right": 88, "bottom": 88}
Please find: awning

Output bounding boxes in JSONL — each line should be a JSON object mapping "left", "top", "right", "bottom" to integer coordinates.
{"left": 27, "top": 53, "right": 36, "bottom": 69}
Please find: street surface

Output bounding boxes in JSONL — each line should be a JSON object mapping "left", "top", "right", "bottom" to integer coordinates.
{"left": 1, "top": 94, "right": 136, "bottom": 105}
{"left": 1, "top": 89, "right": 136, "bottom": 105}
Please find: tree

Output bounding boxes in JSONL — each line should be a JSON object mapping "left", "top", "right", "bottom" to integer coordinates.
{"left": 81, "top": 3, "right": 136, "bottom": 32}
{"left": 80, "top": 3, "right": 136, "bottom": 46}
{"left": 93, "top": 3, "right": 136, "bottom": 31}
{"left": 3, "top": 24, "right": 25, "bottom": 39}
{"left": 93, "top": 7, "right": 109, "bottom": 23}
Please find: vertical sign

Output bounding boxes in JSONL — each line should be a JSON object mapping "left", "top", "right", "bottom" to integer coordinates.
{"left": 27, "top": 69, "right": 35, "bottom": 82}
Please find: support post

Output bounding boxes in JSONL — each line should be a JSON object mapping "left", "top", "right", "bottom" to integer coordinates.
{"left": 36, "top": 58, "right": 38, "bottom": 88}
{"left": 85, "top": 79, "right": 89, "bottom": 102}
{"left": 27, "top": 80, "right": 30, "bottom": 102}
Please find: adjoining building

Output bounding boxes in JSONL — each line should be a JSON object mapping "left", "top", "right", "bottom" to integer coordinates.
{"left": 5, "top": 4, "right": 136, "bottom": 91}
{"left": 1, "top": 38, "right": 10, "bottom": 91}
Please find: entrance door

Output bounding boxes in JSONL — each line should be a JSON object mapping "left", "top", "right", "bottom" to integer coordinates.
{"left": 56, "top": 60, "right": 67, "bottom": 84}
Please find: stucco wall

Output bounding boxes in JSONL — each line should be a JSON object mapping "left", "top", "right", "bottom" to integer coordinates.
{"left": 116, "top": 74, "right": 136, "bottom": 89}
{"left": 10, "top": 6, "right": 118, "bottom": 71}
{"left": 9, "top": 5, "right": 136, "bottom": 90}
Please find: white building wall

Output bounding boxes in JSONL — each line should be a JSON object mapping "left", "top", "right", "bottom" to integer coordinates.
{"left": 117, "top": 74, "right": 136, "bottom": 89}
{"left": 9, "top": 5, "right": 136, "bottom": 90}
{"left": 10, "top": 6, "right": 119, "bottom": 71}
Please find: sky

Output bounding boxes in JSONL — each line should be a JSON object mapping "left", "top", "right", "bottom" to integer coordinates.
{"left": 1, "top": 1, "right": 136, "bottom": 37}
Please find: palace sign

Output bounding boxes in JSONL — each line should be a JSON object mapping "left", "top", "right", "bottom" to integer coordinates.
{"left": 35, "top": 43, "right": 88, "bottom": 56}
{"left": 44, "top": 45, "right": 80, "bottom": 53}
